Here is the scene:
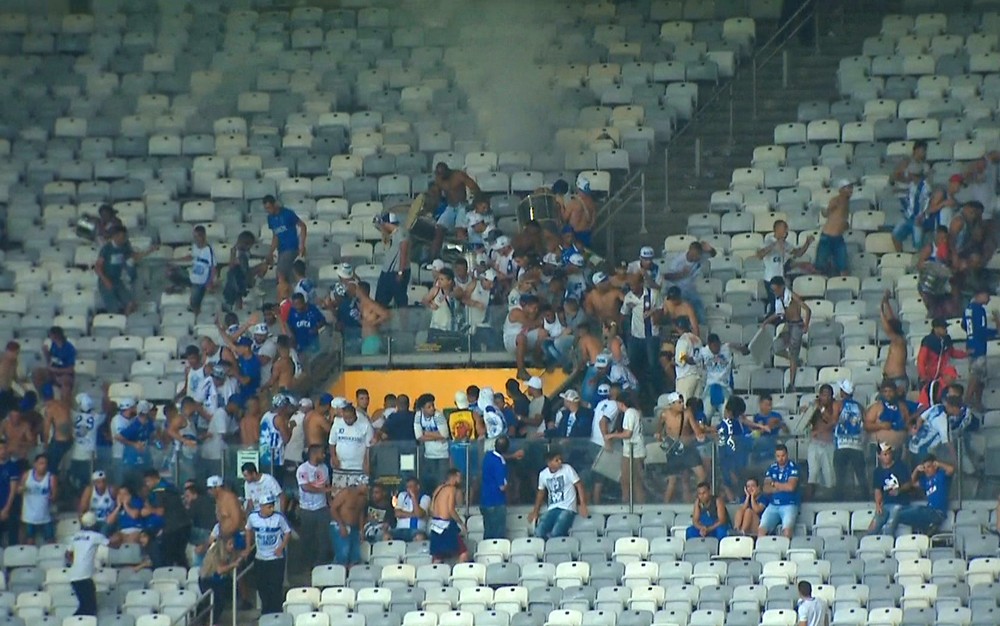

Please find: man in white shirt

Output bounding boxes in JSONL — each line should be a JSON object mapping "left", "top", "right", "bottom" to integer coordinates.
{"left": 109, "top": 398, "right": 136, "bottom": 483}
{"left": 199, "top": 398, "right": 234, "bottom": 475}
{"left": 604, "top": 399, "right": 646, "bottom": 505}
{"left": 251, "top": 323, "right": 278, "bottom": 384}
{"left": 244, "top": 495, "right": 291, "bottom": 616}
{"left": 621, "top": 275, "right": 664, "bottom": 397}
{"left": 528, "top": 450, "right": 589, "bottom": 539}
{"left": 414, "top": 393, "right": 451, "bottom": 490}
{"left": 626, "top": 245, "right": 663, "bottom": 289}
{"left": 589, "top": 386, "right": 619, "bottom": 504}
{"left": 284, "top": 397, "right": 310, "bottom": 467}
{"left": 241, "top": 463, "right": 284, "bottom": 513}
{"left": 674, "top": 318, "right": 703, "bottom": 404}
{"left": 295, "top": 444, "right": 330, "bottom": 569}
{"left": 181, "top": 346, "right": 208, "bottom": 407}
{"left": 393, "top": 476, "right": 431, "bottom": 541}
{"left": 796, "top": 580, "right": 829, "bottom": 626}
{"left": 70, "top": 393, "right": 106, "bottom": 494}
{"left": 757, "top": 220, "right": 813, "bottom": 308}
{"left": 185, "top": 225, "right": 216, "bottom": 317}
{"left": 328, "top": 404, "right": 374, "bottom": 489}
{"left": 697, "top": 333, "right": 749, "bottom": 421}
{"left": 68, "top": 511, "right": 112, "bottom": 616}
{"left": 662, "top": 240, "right": 715, "bottom": 322}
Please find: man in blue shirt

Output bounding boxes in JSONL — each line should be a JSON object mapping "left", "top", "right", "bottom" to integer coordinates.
{"left": 895, "top": 455, "right": 953, "bottom": 534}
{"left": 758, "top": 443, "right": 800, "bottom": 538}
{"left": 43, "top": 326, "right": 76, "bottom": 396}
{"left": 749, "top": 394, "right": 784, "bottom": 462}
{"left": 263, "top": 195, "right": 307, "bottom": 286}
{"left": 481, "top": 436, "right": 511, "bottom": 540}
{"left": 868, "top": 443, "right": 910, "bottom": 536}
{"left": 285, "top": 293, "right": 326, "bottom": 354}
{"left": 961, "top": 286, "right": 999, "bottom": 411}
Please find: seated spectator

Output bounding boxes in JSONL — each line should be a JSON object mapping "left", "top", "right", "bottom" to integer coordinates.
{"left": 530, "top": 450, "right": 588, "bottom": 540}
{"left": 108, "top": 484, "right": 145, "bottom": 544}
{"left": 868, "top": 443, "right": 910, "bottom": 536}
{"left": 734, "top": 477, "right": 769, "bottom": 536}
{"left": 894, "top": 456, "right": 953, "bottom": 535}
{"left": 686, "top": 481, "right": 731, "bottom": 539}
{"left": 758, "top": 443, "right": 800, "bottom": 538}
{"left": 503, "top": 294, "right": 544, "bottom": 381}
{"left": 364, "top": 483, "right": 395, "bottom": 543}
{"left": 393, "top": 477, "right": 430, "bottom": 541}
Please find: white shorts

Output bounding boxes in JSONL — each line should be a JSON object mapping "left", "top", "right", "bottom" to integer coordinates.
{"left": 504, "top": 329, "right": 540, "bottom": 353}
{"left": 807, "top": 439, "right": 835, "bottom": 489}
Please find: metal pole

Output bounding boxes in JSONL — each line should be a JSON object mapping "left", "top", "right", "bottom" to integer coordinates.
{"left": 231, "top": 566, "right": 238, "bottom": 626}
{"left": 664, "top": 147, "right": 669, "bottom": 210}
{"left": 957, "top": 435, "right": 964, "bottom": 509}
{"left": 782, "top": 50, "right": 789, "bottom": 89}
{"left": 628, "top": 455, "right": 634, "bottom": 514}
{"left": 814, "top": 3, "right": 821, "bottom": 55}
{"left": 639, "top": 172, "right": 647, "bottom": 235}
{"left": 752, "top": 62, "right": 758, "bottom": 119}
{"left": 694, "top": 138, "right": 701, "bottom": 178}
{"left": 728, "top": 85, "right": 734, "bottom": 146}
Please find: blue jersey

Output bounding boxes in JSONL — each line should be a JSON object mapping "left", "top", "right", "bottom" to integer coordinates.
{"left": 919, "top": 468, "right": 950, "bottom": 512}
{"left": 962, "top": 300, "right": 996, "bottom": 357}
{"left": 120, "top": 418, "right": 155, "bottom": 466}
{"left": 48, "top": 341, "right": 76, "bottom": 369}
{"left": 337, "top": 297, "right": 361, "bottom": 329}
{"left": 834, "top": 398, "right": 865, "bottom": 450}
{"left": 717, "top": 417, "right": 747, "bottom": 453}
{"left": 909, "top": 404, "right": 949, "bottom": 457}
{"left": 879, "top": 398, "right": 906, "bottom": 431}
{"left": 753, "top": 411, "right": 783, "bottom": 437}
{"left": 286, "top": 304, "right": 325, "bottom": 351}
{"left": 267, "top": 208, "right": 301, "bottom": 252}
{"left": 764, "top": 460, "right": 800, "bottom": 505}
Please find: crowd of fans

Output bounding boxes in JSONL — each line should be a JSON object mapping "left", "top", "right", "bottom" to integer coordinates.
{"left": 3, "top": 153, "right": 1000, "bottom": 621}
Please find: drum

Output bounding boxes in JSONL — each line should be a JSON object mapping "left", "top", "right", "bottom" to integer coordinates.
{"left": 517, "top": 193, "right": 560, "bottom": 228}
{"left": 409, "top": 216, "right": 437, "bottom": 244}
{"left": 75, "top": 214, "right": 98, "bottom": 241}
{"left": 918, "top": 263, "right": 952, "bottom": 296}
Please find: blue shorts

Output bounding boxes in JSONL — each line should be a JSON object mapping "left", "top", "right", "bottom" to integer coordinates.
{"left": 892, "top": 216, "right": 923, "bottom": 248}
{"left": 814, "top": 233, "right": 848, "bottom": 276}
{"left": 759, "top": 503, "right": 799, "bottom": 533}
{"left": 429, "top": 519, "right": 466, "bottom": 558}
{"left": 24, "top": 522, "right": 54, "bottom": 542}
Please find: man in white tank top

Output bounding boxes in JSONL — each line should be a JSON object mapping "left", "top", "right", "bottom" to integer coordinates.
{"left": 70, "top": 393, "right": 106, "bottom": 495}
{"left": 79, "top": 471, "right": 115, "bottom": 536}
{"left": 20, "top": 454, "right": 56, "bottom": 544}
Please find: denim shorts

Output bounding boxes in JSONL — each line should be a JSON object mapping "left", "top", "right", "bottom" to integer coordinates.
{"left": 759, "top": 503, "right": 799, "bottom": 533}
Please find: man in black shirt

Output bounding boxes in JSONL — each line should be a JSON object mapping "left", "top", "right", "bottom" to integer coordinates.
{"left": 382, "top": 395, "right": 416, "bottom": 441}
{"left": 505, "top": 379, "right": 531, "bottom": 434}
{"left": 184, "top": 482, "right": 216, "bottom": 561}
{"left": 144, "top": 470, "right": 191, "bottom": 568}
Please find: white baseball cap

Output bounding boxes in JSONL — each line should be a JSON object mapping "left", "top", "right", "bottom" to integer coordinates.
{"left": 592, "top": 271, "right": 608, "bottom": 285}
{"left": 839, "top": 379, "right": 854, "bottom": 394}
{"left": 467, "top": 213, "right": 485, "bottom": 226}
{"left": 837, "top": 178, "right": 854, "bottom": 189}
{"left": 75, "top": 393, "right": 95, "bottom": 412}
{"left": 81, "top": 512, "right": 97, "bottom": 528}
{"left": 492, "top": 235, "right": 511, "bottom": 251}
{"left": 252, "top": 323, "right": 269, "bottom": 335}
{"left": 454, "top": 391, "right": 470, "bottom": 410}
{"left": 543, "top": 252, "right": 561, "bottom": 266}
{"left": 576, "top": 173, "right": 592, "bottom": 192}
{"left": 594, "top": 353, "right": 611, "bottom": 368}
{"left": 118, "top": 397, "right": 136, "bottom": 410}
{"left": 559, "top": 389, "right": 581, "bottom": 402}
{"left": 640, "top": 246, "right": 655, "bottom": 259}
{"left": 430, "top": 259, "right": 446, "bottom": 271}
{"left": 299, "top": 398, "right": 314, "bottom": 409}
{"left": 336, "top": 263, "right": 354, "bottom": 280}
{"left": 206, "top": 475, "right": 224, "bottom": 488}
{"left": 597, "top": 383, "right": 611, "bottom": 396}
{"left": 526, "top": 376, "right": 543, "bottom": 390}
{"left": 91, "top": 471, "right": 106, "bottom": 481}
{"left": 136, "top": 400, "right": 153, "bottom": 415}
{"left": 482, "top": 269, "right": 497, "bottom": 282}
{"left": 569, "top": 253, "right": 585, "bottom": 267}
{"left": 331, "top": 396, "right": 348, "bottom": 409}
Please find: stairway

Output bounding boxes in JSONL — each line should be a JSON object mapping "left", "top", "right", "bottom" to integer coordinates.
{"left": 601, "top": 4, "right": 887, "bottom": 259}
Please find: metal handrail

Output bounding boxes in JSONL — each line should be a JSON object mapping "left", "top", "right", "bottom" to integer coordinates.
{"left": 169, "top": 587, "right": 214, "bottom": 626}
{"left": 751, "top": 0, "right": 819, "bottom": 117}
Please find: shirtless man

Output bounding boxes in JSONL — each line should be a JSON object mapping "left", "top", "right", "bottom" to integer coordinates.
{"left": 584, "top": 272, "right": 624, "bottom": 326}
{"left": 880, "top": 291, "right": 909, "bottom": 394}
{"left": 428, "top": 469, "right": 468, "bottom": 563}
{"left": 816, "top": 179, "right": 852, "bottom": 277}
{"left": 560, "top": 174, "right": 597, "bottom": 247}
{"left": 3, "top": 407, "right": 36, "bottom": 467}
{"left": 207, "top": 477, "right": 245, "bottom": 539}
{"left": 950, "top": 201, "right": 992, "bottom": 284}
{"left": 655, "top": 392, "right": 707, "bottom": 503}
{"left": 805, "top": 384, "right": 838, "bottom": 499}
{"left": 0, "top": 342, "right": 22, "bottom": 417}
{"left": 575, "top": 324, "right": 604, "bottom": 373}
{"left": 240, "top": 397, "right": 263, "bottom": 447}
{"left": 305, "top": 395, "right": 333, "bottom": 452}
{"left": 428, "top": 162, "right": 481, "bottom": 256}
{"left": 41, "top": 387, "right": 73, "bottom": 477}
{"left": 661, "top": 286, "right": 700, "bottom": 338}
{"left": 762, "top": 276, "right": 811, "bottom": 391}
{"left": 329, "top": 483, "right": 367, "bottom": 568}
{"left": 264, "top": 336, "right": 296, "bottom": 395}
{"left": 357, "top": 281, "right": 390, "bottom": 356}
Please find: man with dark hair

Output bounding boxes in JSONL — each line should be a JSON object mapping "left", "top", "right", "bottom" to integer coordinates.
{"left": 428, "top": 468, "right": 468, "bottom": 563}
{"left": 530, "top": 450, "right": 588, "bottom": 539}
{"left": 143, "top": 469, "right": 191, "bottom": 568}
{"left": 264, "top": 195, "right": 307, "bottom": 286}
{"left": 880, "top": 292, "right": 908, "bottom": 394}
{"left": 374, "top": 211, "right": 411, "bottom": 308}
{"left": 414, "top": 394, "right": 450, "bottom": 491}
{"left": 686, "top": 481, "right": 730, "bottom": 539}
{"left": 796, "top": 580, "right": 828, "bottom": 626}
{"left": 894, "top": 455, "right": 954, "bottom": 535}
{"left": 481, "top": 436, "right": 512, "bottom": 540}
{"left": 43, "top": 326, "right": 76, "bottom": 395}
{"left": 758, "top": 443, "right": 800, "bottom": 538}
{"left": 762, "top": 275, "right": 810, "bottom": 390}
{"left": 284, "top": 293, "right": 326, "bottom": 354}
{"left": 296, "top": 444, "right": 330, "bottom": 569}
{"left": 868, "top": 443, "right": 910, "bottom": 536}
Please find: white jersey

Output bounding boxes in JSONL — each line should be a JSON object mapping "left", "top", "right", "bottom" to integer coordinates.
{"left": 621, "top": 288, "right": 661, "bottom": 339}
{"left": 674, "top": 333, "right": 702, "bottom": 380}
{"left": 761, "top": 233, "right": 789, "bottom": 281}
{"left": 111, "top": 413, "right": 130, "bottom": 460}
{"left": 68, "top": 530, "right": 109, "bottom": 581}
{"left": 466, "top": 281, "right": 491, "bottom": 331}
{"left": 697, "top": 344, "right": 735, "bottom": 388}
{"left": 295, "top": 461, "right": 330, "bottom": 512}
{"left": 259, "top": 411, "right": 284, "bottom": 468}
{"left": 244, "top": 474, "right": 282, "bottom": 512}
{"left": 71, "top": 410, "right": 106, "bottom": 462}
{"left": 89, "top": 485, "right": 115, "bottom": 522}
{"left": 543, "top": 316, "right": 565, "bottom": 339}
{"left": 328, "top": 417, "right": 374, "bottom": 471}
{"left": 591, "top": 399, "right": 619, "bottom": 447}
{"left": 21, "top": 471, "right": 53, "bottom": 524}
{"left": 188, "top": 243, "right": 216, "bottom": 286}
{"left": 185, "top": 365, "right": 208, "bottom": 402}
{"left": 253, "top": 338, "right": 278, "bottom": 383}
{"left": 200, "top": 407, "right": 229, "bottom": 462}
{"left": 284, "top": 410, "right": 306, "bottom": 465}
{"left": 246, "top": 511, "right": 291, "bottom": 561}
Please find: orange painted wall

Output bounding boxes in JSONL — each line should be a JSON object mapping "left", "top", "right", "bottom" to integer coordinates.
{"left": 329, "top": 368, "right": 569, "bottom": 405}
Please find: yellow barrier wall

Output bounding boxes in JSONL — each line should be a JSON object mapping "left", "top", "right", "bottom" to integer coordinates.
{"left": 329, "top": 368, "right": 569, "bottom": 404}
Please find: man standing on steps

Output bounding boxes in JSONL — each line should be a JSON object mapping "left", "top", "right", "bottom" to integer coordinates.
{"left": 815, "top": 180, "right": 852, "bottom": 277}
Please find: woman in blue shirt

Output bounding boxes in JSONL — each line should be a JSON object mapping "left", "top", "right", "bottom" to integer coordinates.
{"left": 107, "top": 484, "right": 145, "bottom": 544}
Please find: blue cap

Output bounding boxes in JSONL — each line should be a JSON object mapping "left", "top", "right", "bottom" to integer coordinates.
{"left": 320, "top": 393, "right": 334, "bottom": 406}
{"left": 236, "top": 337, "right": 253, "bottom": 347}
{"left": 19, "top": 392, "right": 37, "bottom": 412}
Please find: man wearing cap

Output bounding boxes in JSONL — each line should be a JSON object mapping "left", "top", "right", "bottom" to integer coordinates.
{"left": 868, "top": 443, "right": 911, "bottom": 536}
{"left": 833, "top": 380, "right": 866, "bottom": 501}
{"left": 264, "top": 195, "right": 307, "bottom": 287}
{"left": 756, "top": 220, "right": 812, "bottom": 308}
{"left": 241, "top": 462, "right": 284, "bottom": 515}
{"left": 243, "top": 492, "right": 291, "bottom": 615}
{"left": 463, "top": 267, "right": 500, "bottom": 350}
{"left": 296, "top": 444, "right": 331, "bottom": 569}
{"left": 78, "top": 470, "right": 115, "bottom": 537}
{"left": 206, "top": 475, "right": 245, "bottom": 544}
{"left": 374, "top": 210, "right": 411, "bottom": 308}
{"left": 560, "top": 174, "right": 596, "bottom": 247}
{"left": 249, "top": 322, "right": 278, "bottom": 383}
{"left": 816, "top": 179, "right": 852, "bottom": 277}
{"left": 662, "top": 241, "right": 715, "bottom": 322}
{"left": 962, "top": 286, "right": 999, "bottom": 411}
{"left": 627, "top": 246, "right": 663, "bottom": 289}
{"left": 562, "top": 253, "right": 587, "bottom": 302}
{"left": 584, "top": 271, "right": 625, "bottom": 327}
{"left": 521, "top": 376, "right": 550, "bottom": 438}
{"left": 657, "top": 392, "right": 708, "bottom": 503}
{"left": 547, "top": 389, "right": 593, "bottom": 440}
{"left": 917, "top": 317, "right": 964, "bottom": 407}
{"left": 67, "top": 511, "right": 114, "bottom": 616}
{"left": 259, "top": 394, "right": 293, "bottom": 485}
